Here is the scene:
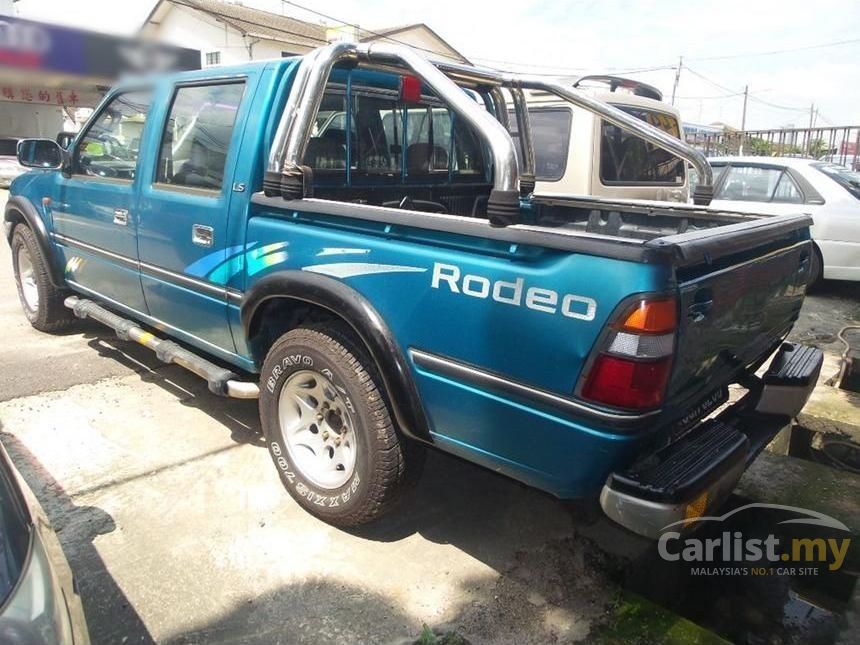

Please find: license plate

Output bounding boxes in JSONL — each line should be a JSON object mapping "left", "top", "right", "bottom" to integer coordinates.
{"left": 669, "top": 386, "right": 729, "bottom": 441}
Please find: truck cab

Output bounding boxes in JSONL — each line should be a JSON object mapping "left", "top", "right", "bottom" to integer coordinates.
{"left": 519, "top": 76, "right": 688, "bottom": 202}
{"left": 6, "top": 42, "right": 821, "bottom": 539}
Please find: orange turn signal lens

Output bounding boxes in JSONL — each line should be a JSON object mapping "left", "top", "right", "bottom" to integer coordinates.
{"left": 619, "top": 298, "right": 677, "bottom": 334}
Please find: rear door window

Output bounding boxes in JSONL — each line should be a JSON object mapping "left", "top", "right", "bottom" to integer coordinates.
{"left": 600, "top": 107, "right": 684, "bottom": 185}
{"left": 155, "top": 81, "right": 245, "bottom": 191}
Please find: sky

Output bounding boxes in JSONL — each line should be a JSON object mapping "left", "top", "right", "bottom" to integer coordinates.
{"left": 14, "top": 0, "right": 860, "bottom": 130}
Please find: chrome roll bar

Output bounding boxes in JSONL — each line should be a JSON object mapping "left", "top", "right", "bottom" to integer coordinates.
{"left": 265, "top": 41, "right": 521, "bottom": 225}
{"left": 266, "top": 42, "right": 714, "bottom": 222}
{"left": 518, "top": 76, "right": 714, "bottom": 205}
{"left": 433, "top": 58, "right": 714, "bottom": 205}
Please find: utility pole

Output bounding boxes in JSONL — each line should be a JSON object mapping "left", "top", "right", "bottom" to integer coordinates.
{"left": 671, "top": 56, "right": 682, "bottom": 105}
{"left": 739, "top": 85, "right": 749, "bottom": 155}
{"left": 806, "top": 103, "right": 815, "bottom": 155}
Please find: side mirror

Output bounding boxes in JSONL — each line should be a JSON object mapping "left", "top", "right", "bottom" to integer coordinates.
{"left": 56, "top": 132, "right": 76, "bottom": 149}
{"left": 17, "top": 138, "right": 63, "bottom": 169}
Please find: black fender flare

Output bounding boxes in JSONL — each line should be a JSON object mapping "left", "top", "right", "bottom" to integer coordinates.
{"left": 4, "top": 195, "right": 64, "bottom": 288}
{"left": 241, "top": 270, "right": 432, "bottom": 443}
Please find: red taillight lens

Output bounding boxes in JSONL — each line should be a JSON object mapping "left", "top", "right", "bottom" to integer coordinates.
{"left": 580, "top": 295, "right": 678, "bottom": 410}
{"left": 582, "top": 354, "right": 673, "bottom": 409}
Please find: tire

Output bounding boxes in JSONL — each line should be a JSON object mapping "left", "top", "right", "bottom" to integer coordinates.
{"left": 807, "top": 244, "right": 823, "bottom": 289}
{"left": 259, "top": 325, "right": 418, "bottom": 526}
{"left": 10, "top": 225, "right": 74, "bottom": 333}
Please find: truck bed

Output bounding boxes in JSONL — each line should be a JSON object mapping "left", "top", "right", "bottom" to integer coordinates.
{"left": 532, "top": 193, "right": 770, "bottom": 240}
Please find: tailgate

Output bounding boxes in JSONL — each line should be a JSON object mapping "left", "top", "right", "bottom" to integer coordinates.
{"left": 660, "top": 215, "right": 812, "bottom": 406}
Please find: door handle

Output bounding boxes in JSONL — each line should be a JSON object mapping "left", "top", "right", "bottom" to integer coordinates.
{"left": 192, "top": 224, "right": 214, "bottom": 248}
{"left": 687, "top": 300, "right": 713, "bottom": 323}
{"left": 113, "top": 208, "right": 129, "bottom": 226}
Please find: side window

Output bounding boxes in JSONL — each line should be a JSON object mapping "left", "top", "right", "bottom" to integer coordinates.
{"left": 600, "top": 107, "right": 684, "bottom": 185}
{"left": 715, "top": 166, "right": 783, "bottom": 202}
{"left": 74, "top": 91, "right": 151, "bottom": 180}
{"left": 772, "top": 172, "right": 803, "bottom": 203}
{"left": 509, "top": 108, "right": 572, "bottom": 182}
{"left": 155, "top": 82, "right": 245, "bottom": 191}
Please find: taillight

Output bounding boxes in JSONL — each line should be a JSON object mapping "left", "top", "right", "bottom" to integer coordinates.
{"left": 581, "top": 296, "right": 677, "bottom": 410}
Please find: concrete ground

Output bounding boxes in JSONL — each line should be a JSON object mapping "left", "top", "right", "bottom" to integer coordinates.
{"left": 0, "top": 188, "right": 857, "bottom": 644}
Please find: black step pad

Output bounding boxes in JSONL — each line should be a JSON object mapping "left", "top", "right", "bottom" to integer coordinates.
{"left": 608, "top": 420, "right": 748, "bottom": 503}
{"left": 763, "top": 343, "right": 823, "bottom": 387}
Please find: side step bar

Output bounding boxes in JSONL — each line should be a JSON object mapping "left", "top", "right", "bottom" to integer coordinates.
{"left": 64, "top": 296, "right": 259, "bottom": 399}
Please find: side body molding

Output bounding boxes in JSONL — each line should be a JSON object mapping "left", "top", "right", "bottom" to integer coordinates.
{"left": 4, "top": 195, "right": 64, "bottom": 287}
{"left": 241, "top": 270, "right": 432, "bottom": 443}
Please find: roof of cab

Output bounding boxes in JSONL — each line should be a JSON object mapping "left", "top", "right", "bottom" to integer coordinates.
{"left": 111, "top": 56, "right": 303, "bottom": 91}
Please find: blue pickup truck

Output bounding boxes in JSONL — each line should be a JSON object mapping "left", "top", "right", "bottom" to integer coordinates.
{"left": 5, "top": 42, "right": 822, "bottom": 538}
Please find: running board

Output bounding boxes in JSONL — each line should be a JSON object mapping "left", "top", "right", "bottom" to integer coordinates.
{"left": 64, "top": 296, "right": 259, "bottom": 399}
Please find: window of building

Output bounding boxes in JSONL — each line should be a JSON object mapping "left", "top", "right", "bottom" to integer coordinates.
{"left": 74, "top": 91, "right": 152, "bottom": 180}
{"left": 600, "top": 107, "right": 685, "bottom": 185}
{"left": 155, "top": 82, "right": 245, "bottom": 191}
{"left": 205, "top": 51, "right": 221, "bottom": 67}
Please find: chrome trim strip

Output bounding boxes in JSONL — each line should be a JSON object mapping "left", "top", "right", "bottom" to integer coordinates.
{"left": 139, "top": 260, "right": 225, "bottom": 298}
{"left": 409, "top": 348, "right": 659, "bottom": 423}
{"left": 52, "top": 232, "right": 137, "bottom": 269}
{"left": 52, "top": 233, "right": 244, "bottom": 301}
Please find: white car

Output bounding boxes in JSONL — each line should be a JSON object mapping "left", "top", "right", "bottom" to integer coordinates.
{"left": 706, "top": 156, "right": 860, "bottom": 282}
{"left": 0, "top": 137, "right": 26, "bottom": 188}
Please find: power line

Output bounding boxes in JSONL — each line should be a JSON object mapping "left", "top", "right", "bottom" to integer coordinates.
{"left": 687, "top": 37, "right": 860, "bottom": 62}
{"left": 282, "top": 0, "right": 676, "bottom": 76}
{"left": 674, "top": 92, "right": 745, "bottom": 100}
{"left": 684, "top": 65, "right": 808, "bottom": 112}
{"left": 280, "top": 0, "right": 459, "bottom": 61}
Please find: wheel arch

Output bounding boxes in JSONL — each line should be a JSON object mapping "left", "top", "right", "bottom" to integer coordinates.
{"left": 5, "top": 195, "right": 64, "bottom": 288}
{"left": 241, "top": 270, "right": 432, "bottom": 443}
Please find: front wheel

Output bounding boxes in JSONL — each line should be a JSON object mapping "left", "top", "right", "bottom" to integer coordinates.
{"left": 10, "top": 225, "right": 74, "bottom": 332}
{"left": 259, "top": 325, "right": 419, "bottom": 526}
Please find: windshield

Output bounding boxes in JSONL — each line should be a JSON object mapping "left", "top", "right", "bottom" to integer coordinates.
{"left": 813, "top": 162, "right": 860, "bottom": 200}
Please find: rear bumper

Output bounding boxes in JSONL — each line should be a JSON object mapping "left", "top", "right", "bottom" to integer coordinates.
{"left": 600, "top": 342, "right": 823, "bottom": 539}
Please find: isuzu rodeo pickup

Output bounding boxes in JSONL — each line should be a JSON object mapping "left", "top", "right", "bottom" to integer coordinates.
{"left": 5, "top": 42, "right": 822, "bottom": 538}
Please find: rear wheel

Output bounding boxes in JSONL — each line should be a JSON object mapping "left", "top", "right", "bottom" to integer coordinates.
{"left": 10, "top": 225, "right": 74, "bottom": 332}
{"left": 807, "top": 244, "right": 823, "bottom": 289}
{"left": 259, "top": 325, "right": 419, "bottom": 526}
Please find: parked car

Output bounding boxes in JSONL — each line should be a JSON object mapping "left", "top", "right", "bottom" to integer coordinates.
{"left": 517, "top": 76, "right": 689, "bottom": 202}
{"left": 817, "top": 153, "right": 859, "bottom": 172}
{"left": 0, "top": 441, "right": 89, "bottom": 643}
{"left": 706, "top": 156, "right": 860, "bottom": 282}
{"left": 5, "top": 43, "right": 821, "bottom": 539}
{"left": 0, "top": 138, "right": 26, "bottom": 188}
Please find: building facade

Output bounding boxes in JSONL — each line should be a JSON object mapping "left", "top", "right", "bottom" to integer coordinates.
{"left": 141, "top": 0, "right": 469, "bottom": 67}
